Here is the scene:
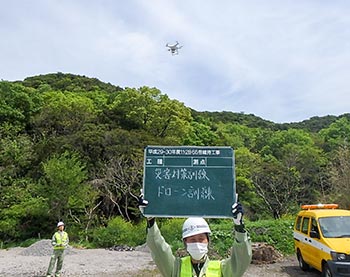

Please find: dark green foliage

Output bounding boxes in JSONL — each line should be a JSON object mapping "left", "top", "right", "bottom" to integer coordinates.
{"left": 0, "top": 178, "right": 49, "bottom": 242}
{"left": 319, "top": 117, "right": 350, "bottom": 152}
{"left": 280, "top": 115, "right": 338, "bottom": 132}
{"left": 1, "top": 72, "right": 349, "bottom": 246}
{"left": 191, "top": 110, "right": 277, "bottom": 130}
{"left": 20, "top": 72, "right": 122, "bottom": 94}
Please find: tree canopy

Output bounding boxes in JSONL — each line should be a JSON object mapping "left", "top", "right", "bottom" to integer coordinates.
{"left": 1, "top": 73, "right": 349, "bottom": 243}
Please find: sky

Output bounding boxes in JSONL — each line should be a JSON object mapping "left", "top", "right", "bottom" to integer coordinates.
{"left": 1, "top": 0, "right": 350, "bottom": 123}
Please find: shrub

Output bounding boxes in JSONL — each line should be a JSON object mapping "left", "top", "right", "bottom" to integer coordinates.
{"left": 158, "top": 218, "right": 184, "bottom": 252}
{"left": 92, "top": 216, "right": 146, "bottom": 248}
{"left": 90, "top": 217, "right": 295, "bottom": 256}
{"left": 247, "top": 218, "right": 295, "bottom": 254}
{"left": 209, "top": 219, "right": 234, "bottom": 257}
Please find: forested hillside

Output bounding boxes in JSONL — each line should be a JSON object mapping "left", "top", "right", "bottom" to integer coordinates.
{"left": 1, "top": 73, "right": 349, "bottom": 244}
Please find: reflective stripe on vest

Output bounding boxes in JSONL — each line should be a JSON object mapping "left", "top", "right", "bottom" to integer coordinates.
{"left": 54, "top": 231, "right": 68, "bottom": 249}
{"left": 181, "top": 256, "right": 221, "bottom": 277}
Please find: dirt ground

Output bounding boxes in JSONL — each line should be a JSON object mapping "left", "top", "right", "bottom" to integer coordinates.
{"left": 0, "top": 246, "right": 322, "bottom": 277}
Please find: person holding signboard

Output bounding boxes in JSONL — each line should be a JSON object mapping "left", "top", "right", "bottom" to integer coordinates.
{"left": 139, "top": 197, "right": 252, "bottom": 277}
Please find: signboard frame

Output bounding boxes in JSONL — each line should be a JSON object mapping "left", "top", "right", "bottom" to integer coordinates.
{"left": 142, "top": 145, "right": 236, "bottom": 218}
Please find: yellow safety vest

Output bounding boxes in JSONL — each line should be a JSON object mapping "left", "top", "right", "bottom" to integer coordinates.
{"left": 181, "top": 256, "right": 221, "bottom": 277}
{"left": 53, "top": 231, "right": 68, "bottom": 250}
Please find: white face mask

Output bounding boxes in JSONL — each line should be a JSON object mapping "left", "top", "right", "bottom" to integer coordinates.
{"left": 186, "top": 242, "right": 208, "bottom": 260}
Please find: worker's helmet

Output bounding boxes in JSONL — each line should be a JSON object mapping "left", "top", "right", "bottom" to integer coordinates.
{"left": 57, "top": 221, "right": 65, "bottom": 227}
{"left": 182, "top": 217, "right": 211, "bottom": 239}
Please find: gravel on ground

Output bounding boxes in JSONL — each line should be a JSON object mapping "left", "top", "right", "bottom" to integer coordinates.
{"left": 0, "top": 240, "right": 322, "bottom": 277}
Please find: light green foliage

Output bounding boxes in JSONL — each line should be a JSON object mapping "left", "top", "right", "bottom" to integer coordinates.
{"left": 41, "top": 151, "right": 92, "bottom": 221}
{"left": 0, "top": 82, "right": 42, "bottom": 130}
{"left": 33, "top": 90, "right": 97, "bottom": 135}
{"left": 210, "top": 218, "right": 295, "bottom": 256}
{"left": 1, "top": 73, "right": 350, "bottom": 244}
{"left": 158, "top": 218, "right": 185, "bottom": 252}
{"left": 264, "top": 128, "right": 314, "bottom": 158}
{"left": 209, "top": 219, "right": 235, "bottom": 257}
{"left": 253, "top": 128, "right": 327, "bottom": 218}
{"left": 0, "top": 178, "right": 47, "bottom": 241}
{"left": 247, "top": 218, "right": 295, "bottom": 254}
{"left": 234, "top": 148, "right": 265, "bottom": 218}
{"left": 319, "top": 117, "right": 350, "bottom": 151}
{"left": 144, "top": 218, "right": 295, "bottom": 258}
{"left": 214, "top": 123, "right": 257, "bottom": 149}
{"left": 235, "top": 147, "right": 261, "bottom": 178}
{"left": 183, "top": 121, "right": 218, "bottom": 146}
{"left": 109, "top": 86, "right": 192, "bottom": 142}
{"left": 92, "top": 217, "right": 146, "bottom": 248}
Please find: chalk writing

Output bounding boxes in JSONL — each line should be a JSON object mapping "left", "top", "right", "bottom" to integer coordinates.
{"left": 143, "top": 146, "right": 235, "bottom": 217}
{"left": 157, "top": 185, "right": 215, "bottom": 200}
{"left": 154, "top": 168, "right": 210, "bottom": 181}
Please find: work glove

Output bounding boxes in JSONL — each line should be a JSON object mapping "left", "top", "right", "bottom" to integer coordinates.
{"left": 138, "top": 190, "right": 155, "bottom": 228}
{"left": 138, "top": 190, "right": 149, "bottom": 215}
{"left": 232, "top": 202, "right": 245, "bottom": 232}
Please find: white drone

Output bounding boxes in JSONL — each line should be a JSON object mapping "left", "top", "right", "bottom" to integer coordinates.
{"left": 166, "top": 41, "right": 183, "bottom": 55}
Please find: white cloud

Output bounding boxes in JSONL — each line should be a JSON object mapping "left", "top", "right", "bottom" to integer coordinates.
{"left": 1, "top": 0, "right": 350, "bottom": 122}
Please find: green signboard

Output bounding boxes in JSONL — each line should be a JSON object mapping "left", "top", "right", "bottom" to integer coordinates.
{"left": 142, "top": 146, "right": 236, "bottom": 218}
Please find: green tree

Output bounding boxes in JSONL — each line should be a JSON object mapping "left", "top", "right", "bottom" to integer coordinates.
{"left": 263, "top": 129, "right": 314, "bottom": 158}
{"left": 253, "top": 155, "right": 300, "bottom": 218}
{"left": 32, "top": 91, "right": 97, "bottom": 136}
{"left": 253, "top": 129, "right": 327, "bottom": 217}
{"left": 234, "top": 147, "right": 265, "bottom": 219}
{"left": 108, "top": 86, "right": 192, "bottom": 142}
{"left": 0, "top": 81, "right": 42, "bottom": 131}
{"left": 183, "top": 121, "right": 218, "bottom": 146}
{"left": 0, "top": 134, "right": 34, "bottom": 178}
{"left": 328, "top": 144, "right": 350, "bottom": 208}
{"left": 213, "top": 123, "right": 258, "bottom": 149}
{"left": 0, "top": 178, "right": 47, "bottom": 242}
{"left": 91, "top": 154, "right": 143, "bottom": 221}
{"left": 40, "top": 151, "right": 94, "bottom": 223}
{"left": 319, "top": 117, "right": 350, "bottom": 152}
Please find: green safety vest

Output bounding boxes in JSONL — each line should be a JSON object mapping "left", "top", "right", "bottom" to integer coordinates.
{"left": 181, "top": 256, "right": 221, "bottom": 277}
{"left": 53, "top": 231, "right": 68, "bottom": 250}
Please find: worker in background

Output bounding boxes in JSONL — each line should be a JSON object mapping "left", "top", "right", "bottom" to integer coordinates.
{"left": 139, "top": 197, "right": 252, "bottom": 277}
{"left": 46, "top": 221, "right": 69, "bottom": 277}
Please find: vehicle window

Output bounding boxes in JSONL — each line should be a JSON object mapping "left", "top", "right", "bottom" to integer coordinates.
{"left": 319, "top": 216, "right": 350, "bottom": 238}
{"left": 295, "top": 216, "right": 302, "bottom": 231}
{"left": 311, "top": 218, "right": 320, "bottom": 235}
{"left": 301, "top": 217, "right": 310, "bottom": 234}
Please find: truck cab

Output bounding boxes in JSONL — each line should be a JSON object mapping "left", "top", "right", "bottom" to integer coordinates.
{"left": 293, "top": 204, "right": 350, "bottom": 277}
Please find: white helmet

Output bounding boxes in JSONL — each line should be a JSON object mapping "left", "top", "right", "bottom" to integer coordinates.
{"left": 182, "top": 217, "right": 211, "bottom": 239}
{"left": 57, "top": 221, "right": 65, "bottom": 227}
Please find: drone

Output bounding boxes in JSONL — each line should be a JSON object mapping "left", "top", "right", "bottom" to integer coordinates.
{"left": 166, "top": 41, "right": 183, "bottom": 55}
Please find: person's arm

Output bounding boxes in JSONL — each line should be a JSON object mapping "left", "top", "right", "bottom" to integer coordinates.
{"left": 138, "top": 192, "right": 176, "bottom": 276}
{"left": 51, "top": 232, "right": 57, "bottom": 247}
{"left": 221, "top": 229, "right": 252, "bottom": 277}
{"left": 146, "top": 219, "right": 176, "bottom": 277}
{"left": 63, "top": 232, "right": 69, "bottom": 248}
{"left": 221, "top": 203, "right": 252, "bottom": 277}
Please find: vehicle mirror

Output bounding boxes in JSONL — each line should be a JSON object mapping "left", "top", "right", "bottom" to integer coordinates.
{"left": 310, "top": 230, "right": 320, "bottom": 239}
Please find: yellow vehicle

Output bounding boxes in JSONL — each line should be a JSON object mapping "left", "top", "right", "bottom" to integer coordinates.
{"left": 293, "top": 204, "right": 350, "bottom": 277}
